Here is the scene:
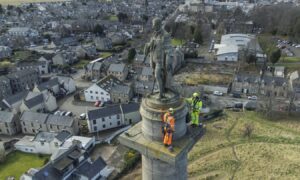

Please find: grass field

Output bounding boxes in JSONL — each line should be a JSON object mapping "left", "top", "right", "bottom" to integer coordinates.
{"left": 0, "top": 151, "right": 49, "bottom": 179}
{"left": 99, "top": 52, "right": 112, "bottom": 59}
{"left": 188, "top": 111, "right": 300, "bottom": 179}
{"left": 0, "top": 0, "right": 69, "bottom": 5}
{"left": 176, "top": 72, "right": 232, "bottom": 86}
{"left": 120, "top": 111, "right": 300, "bottom": 180}
{"left": 171, "top": 38, "right": 185, "bottom": 46}
{"left": 73, "top": 59, "right": 90, "bottom": 69}
{"left": 280, "top": 56, "right": 300, "bottom": 63}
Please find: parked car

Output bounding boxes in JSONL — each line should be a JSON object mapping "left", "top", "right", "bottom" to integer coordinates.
{"left": 80, "top": 113, "right": 86, "bottom": 120}
{"left": 94, "top": 101, "right": 101, "bottom": 107}
{"left": 232, "top": 93, "right": 242, "bottom": 98}
{"left": 65, "top": 111, "right": 73, "bottom": 116}
{"left": 54, "top": 110, "right": 61, "bottom": 115}
{"left": 248, "top": 96, "right": 257, "bottom": 100}
{"left": 60, "top": 111, "right": 67, "bottom": 116}
{"left": 213, "top": 91, "right": 223, "bottom": 96}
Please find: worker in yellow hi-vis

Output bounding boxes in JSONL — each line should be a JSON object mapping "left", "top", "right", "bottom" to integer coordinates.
{"left": 185, "top": 92, "right": 203, "bottom": 127}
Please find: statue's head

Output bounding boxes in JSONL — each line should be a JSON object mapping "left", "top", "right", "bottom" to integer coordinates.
{"left": 152, "top": 17, "right": 162, "bottom": 32}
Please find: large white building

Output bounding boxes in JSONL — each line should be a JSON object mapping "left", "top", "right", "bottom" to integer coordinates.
{"left": 84, "top": 75, "right": 122, "bottom": 102}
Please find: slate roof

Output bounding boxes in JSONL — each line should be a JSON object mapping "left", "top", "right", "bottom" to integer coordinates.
{"left": 108, "top": 63, "right": 126, "bottom": 73}
{"left": 92, "top": 62, "right": 102, "bottom": 71}
{"left": 33, "top": 132, "right": 57, "bottom": 143}
{"left": 121, "top": 103, "right": 140, "bottom": 114}
{"left": 20, "top": 111, "right": 48, "bottom": 124}
{"left": 0, "top": 111, "right": 14, "bottom": 123}
{"left": 47, "top": 115, "right": 74, "bottom": 127}
{"left": 74, "top": 157, "right": 106, "bottom": 179}
{"left": 3, "top": 91, "right": 29, "bottom": 105}
{"left": 55, "top": 130, "right": 72, "bottom": 142}
{"left": 6, "top": 69, "right": 38, "bottom": 80}
{"left": 37, "top": 78, "right": 59, "bottom": 91}
{"left": 0, "top": 76, "right": 10, "bottom": 84}
{"left": 24, "top": 92, "right": 44, "bottom": 108}
{"left": 96, "top": 75, "right": 123, "bottom": 92}
{"left": 235, "top": 73, "right": 288, "bottom": 86}
{"left": 87, "top": 105, "right": 121, "bottom": 120}
{"left": 111, "top": 84, "right": 131, "bottom": 94}
{"left": 141, "top": 67, "right": 153, "bottom": 76}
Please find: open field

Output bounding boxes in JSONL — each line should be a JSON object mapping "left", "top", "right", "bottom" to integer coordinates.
{"left": 0, "top": 151, "right": 49, "bottom": 179}
{"left": 0, "top": 0, "right": 70, "bottom": 5}
{"left": 120, "top": 111, "right": 300, "bottom": 180}
{"left": 175, "top": 72, "right": 232, "bottom": 86}
{"left": 280, "top": 56, "right": 300, "bottom": 63}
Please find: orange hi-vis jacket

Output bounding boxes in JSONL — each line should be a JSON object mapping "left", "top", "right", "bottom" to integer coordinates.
{"left": 163, "top": 112, "right": 175, "bottom": 132}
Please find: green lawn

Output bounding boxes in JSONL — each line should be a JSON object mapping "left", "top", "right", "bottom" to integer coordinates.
{"left": 12, "top": 50, "right": 32, "bottom": 61}
{"left": 280, "top": 56, "right": 300, "bottom": 63}
{"left": 0, "top": 151, "right": 49, "bottom": 179}
{"left": 99, "top": 52, "right": 112, "bottom": 59}
{"left": 109, "top": 15, "right": 119, "bottom": 21}
{"left": 273, "top": 62, "right": 300, "bottom": 73}
{"left": 171, "top": 38, "right": 185, "bottom": 46}
{"left": 73, "top": 60, "right": 90, "bottom": 69}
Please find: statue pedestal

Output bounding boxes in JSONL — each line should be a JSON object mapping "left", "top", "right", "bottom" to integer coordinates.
{"left": 119, "top": 91, "right": 205, "bottom": 180}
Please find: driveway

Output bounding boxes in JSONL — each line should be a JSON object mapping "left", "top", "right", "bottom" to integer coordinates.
{"left": 57, "top": 95, "right": 99, "bottom": 117}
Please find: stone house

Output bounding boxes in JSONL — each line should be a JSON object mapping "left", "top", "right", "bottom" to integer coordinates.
{"left": 52, "top": 51, "right": 78, "bottom": 65}
{"left": 95, "top": 37, "right": 112, "bottom": 50}
{"left": 86, "top": 62, "right": 104, "bottom": 80}
{"left": 16, "top": 58, "right": 49, "bottom": 75}
{"left": 20, "top": 111, "right": 79, "bottom": 135}
{"left": 111, "top": 84, "right": 133, "bottom": 103}
{"left": 139, "top": 67, "right": 153, "bottom": 81}
{"left": 0, "top": 46, "right": 12, "bottom": 59}
{"left": 0, "top": 111, "right": 20, "bottom": 135}
{"left": 107, "top": 63, "right": 128, "bottom": 81}
{"left": 1, "top": 91, "right": 29, "bottom": 113}
{"left": 84, "top": 75, "right": 122, "bottom": 102}
{"left": 0, "top": 76, "right": 12, "bottom": 100}
{"left": 232, "top": 73, "right": 288, "bottom": 97}
{"left": 20, "top": 91, "right": 58, "bottom": 113}
{"left": 6, "top": 69, "right": 40, "bottom": 94}
{"left": 134, "top": 54, "right": 150, "bottom": 68}
{"left": 75, "top": 45, "right": 97, "bottom": 59}
{"left": 8, "top": 27, "right": 39, "bottom": 37}
{"left": 274, "top": 66, "right": 285, "bottom": 78}
{"left": 87, "top": 103, "right": 140, "bottom": 133}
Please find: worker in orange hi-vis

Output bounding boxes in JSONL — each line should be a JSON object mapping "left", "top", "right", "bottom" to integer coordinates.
{"left": 163, "top": 108, "right": 175, "bottom": 152}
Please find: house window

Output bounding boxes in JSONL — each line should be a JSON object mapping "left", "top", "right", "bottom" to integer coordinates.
{"left": 117, "top": 121, "right": 121, "bottom": 126}
{"left": 95, "top": 91, "right": 98, "bottom": 94}
{"left": 54, "top": 142, "right": 59, "bottom": 147}
{"left": 96, "top": 97, "right": 99, "bottom": 100}
{"left": 91, "top": 96, "right": 93, "bottom": 99}
{"left": 102, "top": 118, "right": 105, "bottom": 122}
{"left": 32, "top": 129, "right": 35, "bottom": 133}
{"left": 93, "top": 120, "right": 96, "bottom": 124}
{"left": 31, "top": 123, "right": 34, "bottom": 127}
{"left": 24, "top": 128, "right": 27, "bottom": 132}
{"left": 90, "top": 91, "right": 93, "bottom": 93}
{"left": 50, "top": 125, "right": 53, "bottom": 129}
{"left": 103, "top": 124, "right": 106, "bottom": 128}
{"left": 94, "top": 126, "right": 97, "bottom": 131}
{"left": 101, "top": 92, "right": 104, "bottom": 95}
{"left": 57, "top": 125, "right": 60, "bottom": 130}
{"left": 117, "top": 115, "right": 120, "bottom": 119}
{"left": 40, "top": 124, "right": 42, "bottom": 129}
{"left": 23, "top": 122, "right": 25, "bottom": 126}
{"left": 6, "top": 129, "right": 9, "bottom": 134}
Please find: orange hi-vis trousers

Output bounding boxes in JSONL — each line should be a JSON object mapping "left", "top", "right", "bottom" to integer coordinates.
{"left": 163, "top": 131, "right": 173, "bottom": 146}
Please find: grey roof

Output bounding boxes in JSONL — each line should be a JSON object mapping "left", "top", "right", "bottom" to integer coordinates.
{"left": 235, "top": 73, "right": 287, "bottom": 86}
{"left": 33, "top": 145, "right": 85, "bottom": 180}
{"left": 3, "top": 91, "right": 29, "bottom": 105}
{"left": 0, "top": 111, "right": 14, "bottom": 123}
{"left": 88, "top": 105, "right": 121, "bottom": 120}
{"left": 6, "top": 69, "right": 38, "bottom": 80}
{"left": 92, "top": 62, "right": 102, "bottom": 71}
{"left": 111, "top": 84, "right": 131, "bottom": 94}
{"left": 21, "top": 111, "right": 48, "bottom": 124}
{"left": 141, "top": 67, "right": 153, "bottom": 76}
{"left": 55, "top": 130, "right": 72, "bottom": 142}
{"left": 108, "top": 63, "right": 126, "bottom": 73}
{"left": 47, "top": 115, "right": 74, "bottom": 127}
{"left": 37, "top": 78, "right": 59, "bottom": 91}
{"left": 74, "top": 157, "right": 106, "bottom": 179}
{"left": 24, "top": 92, "right": 44, "bottom": 108}
{"left": 33, "top": 132, "right": 57, "bottom": 143}
{"left": 121, "top": 103, "right": 140, "bottom": 114}
{"left": 96, "top": 75, "right": 123, "bottom": 92}
{"left": 0, "top": 76, "right": 10, "bottom": 84}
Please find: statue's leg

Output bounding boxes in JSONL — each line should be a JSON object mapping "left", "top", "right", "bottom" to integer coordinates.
{"left": 155, "top": 65, "right": 164, "bottom": 98}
